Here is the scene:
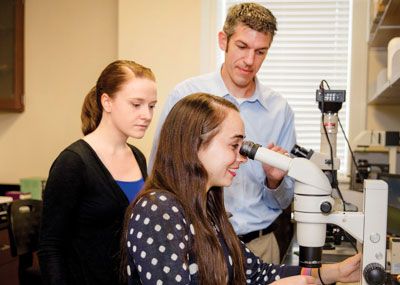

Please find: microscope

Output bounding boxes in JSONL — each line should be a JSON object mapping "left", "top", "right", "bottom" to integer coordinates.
{"left": 240, "top": 141, "right": 388, "bottom": 285}
{"left": 310, "top": 88, "right": 345, "bottom": 188}
{"left": 292, "top": 87, "right": 353, "bottom": 248}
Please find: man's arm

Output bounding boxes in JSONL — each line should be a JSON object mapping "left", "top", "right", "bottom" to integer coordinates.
{"left": 262, "top": 143, "right": 290, "bottom": 189}
{"left": 262, "top": 105, "right": 297, "bottom": 209}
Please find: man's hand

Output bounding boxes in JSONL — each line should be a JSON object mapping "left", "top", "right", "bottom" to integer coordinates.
{"left": 262, "top": 143, "right": 289, "bottom": 189}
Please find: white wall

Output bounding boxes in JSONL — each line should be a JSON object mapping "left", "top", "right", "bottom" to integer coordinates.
{"left": 0, "top": 0, "right": 394, "bottom": 184}
{"left": 0, "top": 0, "right": 117, "bottom": 183}
{"left": 0, "top": 0, "right": 203, "bottom": 184}
{"left": 118, "top": 0, "right": 203, "bottom": 157}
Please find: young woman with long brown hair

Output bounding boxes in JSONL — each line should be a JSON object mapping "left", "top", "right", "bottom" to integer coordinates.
{"left": 123, "top": 93, "right": 360, "bottom": 285}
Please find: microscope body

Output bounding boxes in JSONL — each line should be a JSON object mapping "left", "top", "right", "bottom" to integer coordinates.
{"left": 240, "top": 141, "right": 388, "bottom": 285}
{"left": 294, "top": 179, "right": 388, "bottom": 285}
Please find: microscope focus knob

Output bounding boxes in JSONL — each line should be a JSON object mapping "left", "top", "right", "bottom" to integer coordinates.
{"left": 363, "top": 263, "right": 386, "bottom": 285}
{"left": 320, "top": 201, "right": 332, "bottom": 213}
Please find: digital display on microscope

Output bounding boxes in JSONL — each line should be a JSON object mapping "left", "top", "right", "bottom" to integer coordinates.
{"left": 315, "top": 89, "right": 346, "bottom": 103}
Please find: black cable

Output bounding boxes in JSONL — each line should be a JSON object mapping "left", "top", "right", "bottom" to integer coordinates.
{"left": 319, "top": 79, "right": 330, "bottom": 90}
{"left": 337, "top": 117, "right": 361, "bottom": 181}
{"left": 336, "top": 117, "right": 362, "bottom": 253}
{"left": 320, "top": 80, "right": 358, "bottom": 254}
{"left": 342, "top": 229, "right": 359, "bottom": 253}
{"left": 321, "top": 115, "right": 346, "bottom": 210}
{"left": 319, "top": 80, "right": 346, "bottom": 211}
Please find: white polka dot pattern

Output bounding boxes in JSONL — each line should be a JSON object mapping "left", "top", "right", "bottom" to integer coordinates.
{"left": 126, "top": 191, "right": 192, "bottom": 284}
{"left": 189, "top": 263, "right": 198, "bottom": 274}
{"left": 125, "top": 191, "right": 301, "bottom": 284}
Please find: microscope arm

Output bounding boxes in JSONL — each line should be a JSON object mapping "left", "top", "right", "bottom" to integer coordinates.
{"left": 295, "top": 211, "right": 365, "bottom": 243}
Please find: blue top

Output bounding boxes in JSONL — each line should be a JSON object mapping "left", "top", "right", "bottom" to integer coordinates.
{"left": 116, "top": 178, "right": 144, "bottom": 203}
{"left": 149, "top": 68, "right": 297, "bottom": 235}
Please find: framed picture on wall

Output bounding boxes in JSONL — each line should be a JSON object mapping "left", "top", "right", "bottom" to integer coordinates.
{"left": 0, "top": 0, "right": 24, "bottom": 112}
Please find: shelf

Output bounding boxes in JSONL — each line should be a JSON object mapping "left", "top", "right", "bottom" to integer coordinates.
{"left": 369, "top": 0, "right": 400, "bottom": 47}
{"left": 369, "top": 71, "right": 400, "bottom": 104}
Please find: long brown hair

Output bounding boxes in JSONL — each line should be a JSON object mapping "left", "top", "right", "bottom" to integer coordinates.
{"left": 123, "top": 93, "right": 246, "bottom": 284}
{"left": 81, "top": 60, "right": 155, "bottom": 135}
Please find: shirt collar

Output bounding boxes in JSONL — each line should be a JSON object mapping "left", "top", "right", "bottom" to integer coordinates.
{"left": 215, "top": 65, "right": 269, "bottom": 111}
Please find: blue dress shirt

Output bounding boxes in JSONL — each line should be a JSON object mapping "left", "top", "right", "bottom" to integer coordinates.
{"left": 149, "top": 69, "right": 297, "bottom": 235}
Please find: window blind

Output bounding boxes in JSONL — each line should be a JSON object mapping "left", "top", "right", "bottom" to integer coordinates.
{"left": 218, "top": 0, "right": 352, "bottom": 175}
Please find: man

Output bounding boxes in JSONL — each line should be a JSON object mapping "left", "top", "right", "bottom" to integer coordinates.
{"left": 150, "top": 2, "right": 296, "bottom": 263}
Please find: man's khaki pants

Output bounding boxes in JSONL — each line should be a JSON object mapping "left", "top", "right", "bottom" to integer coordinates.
{"left": 245, "top": 232, "right": 280, "bottom": 264}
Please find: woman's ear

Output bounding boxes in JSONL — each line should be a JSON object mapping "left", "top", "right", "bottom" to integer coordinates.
{"left": 100, "top": 93, "right": 112, "bottom": 112}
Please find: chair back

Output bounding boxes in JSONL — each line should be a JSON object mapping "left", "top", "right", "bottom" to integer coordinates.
{"left": 8, "top": 199, "right": 43, "bottom": 257}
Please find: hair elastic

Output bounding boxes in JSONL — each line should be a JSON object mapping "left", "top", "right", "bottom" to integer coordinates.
{"left": 318, "top": 267, "right": 328, "bottom": 285}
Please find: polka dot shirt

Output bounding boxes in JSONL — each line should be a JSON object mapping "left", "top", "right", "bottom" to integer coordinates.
{"left": 126, "top": 191, "right": 301, "bottom": 284}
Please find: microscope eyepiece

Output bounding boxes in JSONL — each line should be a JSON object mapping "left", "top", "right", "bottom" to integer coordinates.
{"left": 239, "top": 141, "right": 261, "bottom": 160}
{"left": 291, "top": 144, "right": 313, "bottom": 159}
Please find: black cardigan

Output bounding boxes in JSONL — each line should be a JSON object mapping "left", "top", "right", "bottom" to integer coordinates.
{"left": 39, "top": 140, "right": 147, "bottom": 285}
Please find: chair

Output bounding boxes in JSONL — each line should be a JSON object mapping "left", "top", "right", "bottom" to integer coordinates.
{"left": 8, "top": 199, "right": 43, "bottom": 285}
